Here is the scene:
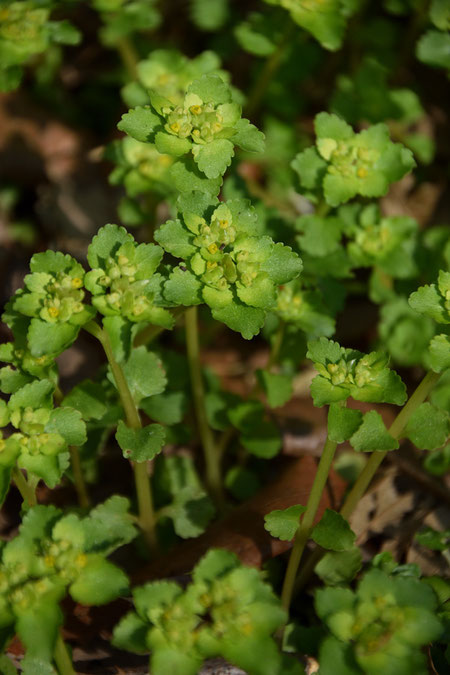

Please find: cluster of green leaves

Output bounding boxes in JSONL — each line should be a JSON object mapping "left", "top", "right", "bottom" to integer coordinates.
{"left": 315, "top": 567, "right": 444, "bottom": 674}
{"left": 264, "top": 0, "right": 361, "bottom": 51}
{"left": 155, "top": 193, "right": 302, "bottom": 338}
{"left": 0, "top": 0, "right": 80, "bottom": 91}
{"left": 113, "top": 548, "right": 302, "bottom": 675}
{"left": 0, "top": 379, "right": 86, "bottom": 499}
{"left": 0, "top": 498, "right": 135, "bottom": 674}
{"left": 93, "top": 0, "right": 161, "bottom": 47}
{"left": 292, "top": 112, "right": 416, "bottom": 206}
{"left": 416, "top": 0, "right": 450, "bottom": 72}
{"left": 118, "top": 74, "right": 264, "bottom": 187}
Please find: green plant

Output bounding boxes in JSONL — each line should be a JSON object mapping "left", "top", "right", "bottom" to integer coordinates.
{"left": 0, "top": 1, "right": 449, "bottom": 673}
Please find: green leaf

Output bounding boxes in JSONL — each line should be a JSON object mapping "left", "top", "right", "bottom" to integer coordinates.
{"left": 311, "top": 509, "right": 356, "bottom": 551}
{"left": 417, "top": 30, "right": 450, "bottom": 70}
{"left": 317, "top": 636, "right": 360, "bottom": 675}
{"left": 261, "top": 242, "right": 303, "bottom": 285}
{"left": 264, "top": 505, "right": 306, "bottom": 541}
{"left": 257, "top": 370, "right": 293, "bottom": 408}
{"left": 429, "top": 335, "right": 450, "bottom": 373}
{"left": 307, "top": 337, "right": 343, "bottom": 365}
{"left": 164, "top": 267, "right": 202, "bottom": 306}
{"left": 212, "top": 300, "right": 266, "bottom": 339}
{"left": 291, "top": 147, "right": 327, "bottom": 191}
{"left": 154, "top": 131, "right": 192, "bottom": 156}
{"left": 69, "top": 556, "right": 129, "bottom": 605}
{"left": 61, "top": 380, "right": 108, "bottom": 421}
{"left": 154, "top": 219, "right": 195, "bottom": 258}
{"left": 0, "top": 654, "right": 18, "bottom": 675}
{"left": 9, "top": 379, "right": 54, "bottom": 412}
{"left": 45, "top": 407, "right": 87, "bottom": 446}
{"left": 140, "top": 391, "right": 187, "bottom": 425}
{"left": 409, "top": 283, "right": 446, "bottom": 323}
{"left": 151, "top": 649, "right": 201, "bottom": 675}
{"left": 111, "top": 611, "right": 149, "bottom": 654}
{"left": 27, "top": 320, "right": 79, "bottom": 357}
{"left": 233, "top": 118, "right": 265, "bottom": 153}
{"left": 82, "top": 496, "right": 138, "bottom": 555}
{"left": 328, "top": 404, "right": 363, "bottom": 443}
{"left": 404, "top": 402, "right": 449, "bottom": 451}
{"left": 15, "top": 601, "right": 63, "bottom": 663}
{"left": 118, "top": 347, "right": 167, "bottom": 404}
{"left": 170, "top": 488, "right": 215, "bottom": 538}
{"left": 192, "top": 138, "right": 234, "bottom": 178}
{"left": 115, "top": 420, "right": 166, "bottom": 462}
{"left": 350, "top": 410, "right": 399, "bottom": 452}
{"left": 87, "top": 223, "right": 133, "bottom": 269}
{"left": 193, "top": 548, "right": 239, "bottom": 583}
{"left": 170, "top": 159, "right": 222, "bottom": 196}
{"left": 117, "top": 106, "right": 161, "bottom": 143}
{"left": 0, "top": 465, "right": 12, "bottom": 508}
{"left": 187, "top": 74, "right": 231, "bottom": 105}
{"left": 310, "top": 375, "right": 348, "bottom": 407}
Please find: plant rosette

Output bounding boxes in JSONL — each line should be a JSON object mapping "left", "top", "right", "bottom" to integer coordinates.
{"left": 155, "top": 194, "right": 303, "bottom": 338}
{"left": 8, "top": 250, "right": 95, "bottom": 358}
{"left": 113, "top": 548, "right": 302, "bottom": 675}
{"left": 85, "top": 223, "right": 174, "bottom": 328}
{"left": 307, "top": 337, "right": 406, "bottom": 407}
{"left": 0, "top": 379, "right": 87, "bottom": 498}
{"left": 122, "top": 48, "right": 230, "bottom": 109}
{"left": 315, "top": 568, "right": 444, "bottom": 674}
{"left": 118, "top": 74, "right": 265, "bottom": 179}
{"left": 0, "top": 500, "right": 132, "bottom": 673}
{"left": 292, "top": 112, "right": 416, "bottom": 206}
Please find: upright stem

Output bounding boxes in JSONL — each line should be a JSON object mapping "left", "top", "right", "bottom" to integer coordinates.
{"left": 267, "top": 321, "right": 285, "bottom": 371}
{"left": 281, "top": 434, "right": 339, "bottom": 611}
{"left": 340, "top": 370, "right": 441, "bottom": 519}
{"left": 245, "top": 22, "right": 295, "bottom": 118}
{"left": 53, "top": 633, "right": 76, "bottom": 675}
{"left": 12, "top": 467, "right": 37, "bottom": 507}
{"left": 295, "top": 369, "right": 442, "bottom": 595}
{"left": 185, "top": 307, "right": 224, "bottom": 507}
{"left": 84, "top": 321, "right": 158, "bottom": 553}
{"left": 69, "top": 446, "right": 90, "bottom": 509}
{"left": 116, "top": 36, "right": 139, "bottom": 81}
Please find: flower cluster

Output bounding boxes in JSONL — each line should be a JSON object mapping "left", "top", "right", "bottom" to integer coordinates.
{"left": 307, "top": 337, "right": 407, "bottom": 406}
{"left": 0, "top": 0, "right": 80, "bottom": 91}
{"left": 0, "top": 380, "right": 86, "bottom": 492}
{"left": 275, "top": 279, "right": 336, "bottom": 338}
{"left": 155, "top": 196, "right": 302, "bottom": 338}
{"left": 122, "top": 48, "right": 228, "bottom": 108}
{"left": 9, "top": 251, "right": 95, "bottom": 358}
{"left": 118, "top": 75, "right": 264, "bottom": 179}
{"left": 0, "top": 502, "right": 130, "bottom": 671}
{"left": 113, "top": 548, "right": 297, "bottom": 675}
{"left": 85, "top": 224, "right": 173, "bottom": 327}
{"left": 316, "top": 568, "right": 443, "bottom": 675}
{"left": 292, "top": 112, "right": 416, "bottom": 206}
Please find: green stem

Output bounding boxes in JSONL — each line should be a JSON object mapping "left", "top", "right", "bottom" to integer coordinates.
{"left": 12, "top": 467, "right": 36, "bottom": 507}
{"left": 69, "top": 446, "right": 90, "bottom": 509}
{"left": 53, "top": 633, "right": 76, "bottom": 675}
{"left": 245, "top": 21, "right": 295, "bottom": 118}
{"left": 315, "top": 199, "right": 331, "bottom": 218}
{"left": 84, "top": 321, "right": 158, "bottom": 553}
{"left": 295, "top": 369, "right": 442, "bottom": 595}
{"left": 267, "top": 321, "right": 285, "bottom": 371}
{"left": 116, "top": 36, "right": 139, "bottom": 80}
{"left": 185, "top": 306, "right": 224, "bottom": 508}
{"left": 280, "top": 433, "right": 339, "bottom": 611}
{"left": 340, "top": 370, "right": 441, "bottom": 520}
